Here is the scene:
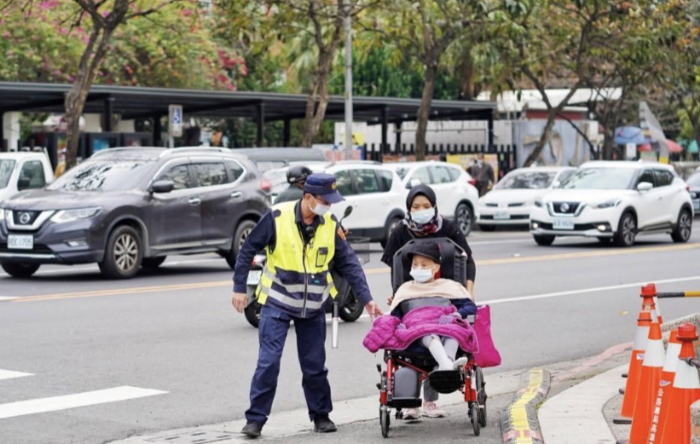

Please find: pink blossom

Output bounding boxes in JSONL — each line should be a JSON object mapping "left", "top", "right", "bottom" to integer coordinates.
{"left": 2, "top": 32, "right": 10, "bottom": 39}
{"left": 182, "top": 9, "right": 193, "bottom": 17}
{"left": 102, "top": 10, "right": 110, "bottom": 17}
{"left": 58, "top": 27, "right": 69, "bottom": 35}
{"left": 53, "top": 69, "right": 62, "bottom": 75}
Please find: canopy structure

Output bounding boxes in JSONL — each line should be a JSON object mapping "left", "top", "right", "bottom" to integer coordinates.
{"left": 0, "top": 82, "right": 497, "bottom": 160}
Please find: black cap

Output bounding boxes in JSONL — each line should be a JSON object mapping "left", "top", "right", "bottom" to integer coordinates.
{"left": 408, "top": 241, "right": 441, "bottom": 264}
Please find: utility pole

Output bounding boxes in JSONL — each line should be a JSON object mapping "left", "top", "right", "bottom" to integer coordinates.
{"left": 343, "top": 0, "right": 353, "bottom": 160}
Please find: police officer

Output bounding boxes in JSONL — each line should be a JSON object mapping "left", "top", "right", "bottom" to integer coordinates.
{"left": 274, "top": 165, "right": 311, "bottom": 204}
{"left": 232, "top": 173, "right": 382, "bottom": 438}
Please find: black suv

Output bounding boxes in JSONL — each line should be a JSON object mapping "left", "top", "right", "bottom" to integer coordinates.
{"left": 0, "top": 147, "right": 270, "bottom": 279}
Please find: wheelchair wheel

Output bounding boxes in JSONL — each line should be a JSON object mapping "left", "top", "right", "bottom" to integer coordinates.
{"left": 470, "top": 402, "right": 481, "bottom": 436}
{"left": 380, "top": 405, "right": 390, "bottom": 438}
{"left": 475, "top": 367, "right": 487, "bottom": 427}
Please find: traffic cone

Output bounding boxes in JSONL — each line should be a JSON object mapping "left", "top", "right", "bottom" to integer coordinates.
{"left": 658, "top": 323, "right": 700, "bottom": 444}
{"left": 628, "top": 318, "right": 665, "bottom": 444}
{"left": 647, "top": 329, "right": 682, "bottom": 444}
{"left": 619, "top": 311, "right": 653, "bottom": 421}
{"left": 640, "top": 283, "right": 662, "bottom": 324}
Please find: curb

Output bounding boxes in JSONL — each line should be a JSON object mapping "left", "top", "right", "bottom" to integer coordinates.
{"left": 500, "top": 368, "right": 551, "bottom": 444}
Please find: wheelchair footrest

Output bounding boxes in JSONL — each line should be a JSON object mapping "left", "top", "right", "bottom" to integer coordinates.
{"left": 428, "top": 370, "right": 463, "bottom": 394}
{"left": 388, "top": 397, "right": 422, "bottom": 409}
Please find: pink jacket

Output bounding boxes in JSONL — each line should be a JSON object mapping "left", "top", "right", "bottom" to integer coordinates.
{"left": 363, "top": 305, "right": 478, "bottom": 353}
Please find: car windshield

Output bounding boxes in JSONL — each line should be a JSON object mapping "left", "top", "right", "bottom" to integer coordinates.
{"left": 559, "top": 167, "right": 636, "bottom": 190}
{"left": 0, "top": 159, "right": 16, "bottom": 188}
{"left": 496, "top": 171, "right": 556, "bottom": 189}
{"left": 687, "top": 172, "right": 700, "bottom": 187}
{"left": 48, "top": 160, "right": 152, "bottom": 191}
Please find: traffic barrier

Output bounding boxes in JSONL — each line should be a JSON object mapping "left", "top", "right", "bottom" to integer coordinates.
{"left": 629, "top": 318, "right": 665, "bottom": 444}
{"left": 656, "top": 291, "right": 700, "bottom": 299}
{"left": 618, "top": 311, "right": 653, "bottom": 423}
{"left": 659, "top": 324, "right": 700, "bottom": 444}
{"left": 647, "top": 330, "right": 681, "bottom": 444}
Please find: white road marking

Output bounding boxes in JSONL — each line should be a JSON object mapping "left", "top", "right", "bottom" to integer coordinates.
{"left": 0, "top": 369, "right": 33, "bottom": 381}
{"left": 0, "top": 296, "right": 18, "bottom": 301}
{"left": 0, "top": 386, "right": 168, "bottom": 420}
{"left": 29, "top": 258, "right": 225, "bottom": 276}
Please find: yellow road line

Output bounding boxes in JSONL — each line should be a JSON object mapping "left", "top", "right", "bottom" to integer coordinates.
{"left": 8, "top": 242, "right": 700, "bottom": 303}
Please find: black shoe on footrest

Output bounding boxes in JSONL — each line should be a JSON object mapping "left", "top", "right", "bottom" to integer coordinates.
{"left": 241, "top": 421, "right": 263, "bottom": 438}
{"left": 314, "top": 415, "right": 338, "bottom": 433}
{"left": 428, "top": 370, "right": 463, "bottom": 394}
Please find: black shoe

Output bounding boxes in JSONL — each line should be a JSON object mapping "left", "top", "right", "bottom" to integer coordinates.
{"left": 241, "top": 421, "right": 263, "bottom": 438}
{"left": 313, "top": 415, "right": 337, "bottom": 433}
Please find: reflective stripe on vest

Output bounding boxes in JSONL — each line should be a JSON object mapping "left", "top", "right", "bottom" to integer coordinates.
{"left": 258, "top": 201, "right": 338, "bottom": 316}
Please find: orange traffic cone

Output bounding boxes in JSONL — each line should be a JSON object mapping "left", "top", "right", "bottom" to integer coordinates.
{"left": 658, "top": 323, "right": 700, "bottom": 444}
{"left": 647, "top": 329, "right": 682, "bottom": 444}
{"left": 620, "top": 311, "right": 653, "bottom": 420}
{"left": 629, "top": 318, "right": 665, "bottom": 444}
{"left": 640, "top": 283, "right": 662, "bottom": 324}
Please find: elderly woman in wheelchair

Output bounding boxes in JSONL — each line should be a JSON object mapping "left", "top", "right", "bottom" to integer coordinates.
{"left": 363, "top": 239, "right": 487, "bottom": 437}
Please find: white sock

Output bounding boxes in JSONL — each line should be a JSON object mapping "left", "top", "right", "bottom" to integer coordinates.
{"left": 422, "top": 335, "right": 453, "bottom": 370}
{"left": 453, "top": 357, "right": 469, "bottom": 369}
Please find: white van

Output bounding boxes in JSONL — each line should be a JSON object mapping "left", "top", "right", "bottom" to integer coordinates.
{"left": 0, "top": 152, "right": 55, "bottom": 203}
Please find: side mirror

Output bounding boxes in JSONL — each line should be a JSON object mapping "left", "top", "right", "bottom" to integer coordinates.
{"left": 637, "top": 182, "right": 653, "bottom": 192}
{"left": 17, "top": 178, "right": 30, "bottom": 191}
{"left": 406, "top": 178, "right": 421, "bottom": 189}
{"left": 343, "top": 205, "right": 353, "bottom": 219}
{"left": 151, "top": 180, "right": 175, "bottom": 194}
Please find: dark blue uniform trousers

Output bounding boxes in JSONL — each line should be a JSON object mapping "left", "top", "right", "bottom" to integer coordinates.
{"left": 245, "top": 305, "right": 332, "bottom": 424}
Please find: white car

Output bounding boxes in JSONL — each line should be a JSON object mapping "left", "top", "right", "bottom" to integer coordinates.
{"left": 0, "top": 152, "right": 55, "bottom": 204}
{"left": 265, "top": 162, "right": 406, "bottom": 246}
{"left": 477, "top": 167, "right": 576, "bottom": 231}
{"left": 385, "top": 161, "right": 479, "bottom": 236}
{"left": 529, "top": 161, "right": 694, "bottom": 246}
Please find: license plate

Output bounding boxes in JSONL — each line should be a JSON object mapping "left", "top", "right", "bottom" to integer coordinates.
{"left": 246, "top": 270, "right": 262, "bottom": 286}
{"left": 8, "top": 235, "right": 33, "bottom": 250}
{"left": 553, "top": 219, "right": 575, "bottom": 230}
{"left": 494, "top": 211, "right": 511, "bottom": 220}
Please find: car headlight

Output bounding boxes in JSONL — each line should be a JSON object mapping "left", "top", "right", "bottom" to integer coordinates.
{"left": 534, "top": 200, "right": 544, "bottom": 208}
{"left": 50, "top": 207, "right": 101, "bottom": 224}
{"left": 593, "top": 200, "right": 621, "bottom": 209}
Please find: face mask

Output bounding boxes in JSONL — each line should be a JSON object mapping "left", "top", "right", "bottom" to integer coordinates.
{"left": 311, "top": 197, "right": 331, "bottom": 216}
{"left": 410, "top": 267, "right": 434, "bottom": 283}
{"left": 411, "top": 208, "right": 434, "bottom": 225}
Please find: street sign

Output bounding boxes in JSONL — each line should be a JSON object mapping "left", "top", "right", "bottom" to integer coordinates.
{"left": 168, "top": 105, "right": 183, "bottom": 138}
{"left": 625, "top": 143, "right": 636, "bottom": 159}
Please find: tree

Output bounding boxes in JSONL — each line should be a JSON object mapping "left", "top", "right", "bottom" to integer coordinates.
{"left": 372, "top": 0, "right": 492, "bottom": 160}
{"left": 493, "top": 0, "right": 632, "bottom": 166}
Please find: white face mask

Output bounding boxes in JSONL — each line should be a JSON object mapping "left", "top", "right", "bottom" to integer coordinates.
{"left": 410, "top": 267, "right": 434, "bottom": 283}
{"left": 311, "top": 197, "right": 331, "bottom": 216}
{"left": 411, "top": 208, "right": 434, "bottom": 225}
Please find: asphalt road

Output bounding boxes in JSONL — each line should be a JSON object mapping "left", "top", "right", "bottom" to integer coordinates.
{"left": 1, "top": 224, "right": 700, "bottom": 444}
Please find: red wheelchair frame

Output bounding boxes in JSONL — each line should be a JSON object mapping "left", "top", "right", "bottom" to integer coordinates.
{"left": 377, "top": 345, "right": 487, "bottom": 438}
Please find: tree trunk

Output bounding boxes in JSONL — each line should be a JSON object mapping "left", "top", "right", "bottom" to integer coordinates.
{"left": 301, "top": 47, "right": 336, "bottom": 147}
{"left": 415, "top": 64, "right": 436, "bottom": 161}
{"left": 64, "top": 26, "right": 114, "bottom": 169}
{"left": 523, "top": 113, "right": 556, "bottom": 167}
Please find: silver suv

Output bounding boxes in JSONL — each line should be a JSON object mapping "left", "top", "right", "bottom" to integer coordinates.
{"left": 0, "top": 147, "right": 270, "bottom": 279}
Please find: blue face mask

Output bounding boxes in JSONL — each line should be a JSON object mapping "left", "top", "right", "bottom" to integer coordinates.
{"left": 411, "top": 208, "right": 435, "bottom": 225}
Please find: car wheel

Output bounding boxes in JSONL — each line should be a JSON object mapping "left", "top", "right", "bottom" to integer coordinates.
{"left": 226, "top": 219, "right": 258, "bottom": 269}
{"left": 456, "top": 202, "right": 474, "bottom": 236}
{"left": 613, "top": 212, "right": 637, "bottom": 247}
{"left": 141, "top": 256, "right": 166, "bottom": 270}
{"left": 380, "top": 217, "right": 403, "bottom": 249}
{"left": 99, "top": 225, "right": 143, "bottom": 279}
{"left": 1, "top": 262, "right": 40, "bottom": 278}
{"left": 478, "top": 224, "right": 496, "bottom": 232}
{"left": 671, "top": 209, "right": 693, "bottom": 243}
{"left": 533, "top": 235, "right": 555, "bottom": 246}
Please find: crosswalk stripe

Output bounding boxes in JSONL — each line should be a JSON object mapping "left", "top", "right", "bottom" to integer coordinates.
{"left": 0, "top": 369, "right": 33, "bottom": 381}
{"left": 0, "top": 386, "right": 168, "bottom": 420}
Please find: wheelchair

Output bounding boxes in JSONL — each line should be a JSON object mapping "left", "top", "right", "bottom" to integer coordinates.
{"left": 376, "top": 238, "right": 487, "bottom": 438}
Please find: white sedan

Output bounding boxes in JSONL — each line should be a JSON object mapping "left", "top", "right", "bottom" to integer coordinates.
{"left": 477, "top": 167, "right": 575, "bottom": 231}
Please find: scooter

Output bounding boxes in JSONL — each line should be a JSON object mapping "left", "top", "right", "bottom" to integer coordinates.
{"left": 243, "top": 206, "right": 365, "bottom": 328}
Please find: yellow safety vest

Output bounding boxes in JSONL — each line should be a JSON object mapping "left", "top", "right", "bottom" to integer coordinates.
{"left": 257, "top": 201, "right": 338, "bottom": 317}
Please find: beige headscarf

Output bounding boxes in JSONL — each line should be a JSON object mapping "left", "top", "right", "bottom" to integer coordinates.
{"left": 390, "top": 278, "right": 473, "bottom": 311}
